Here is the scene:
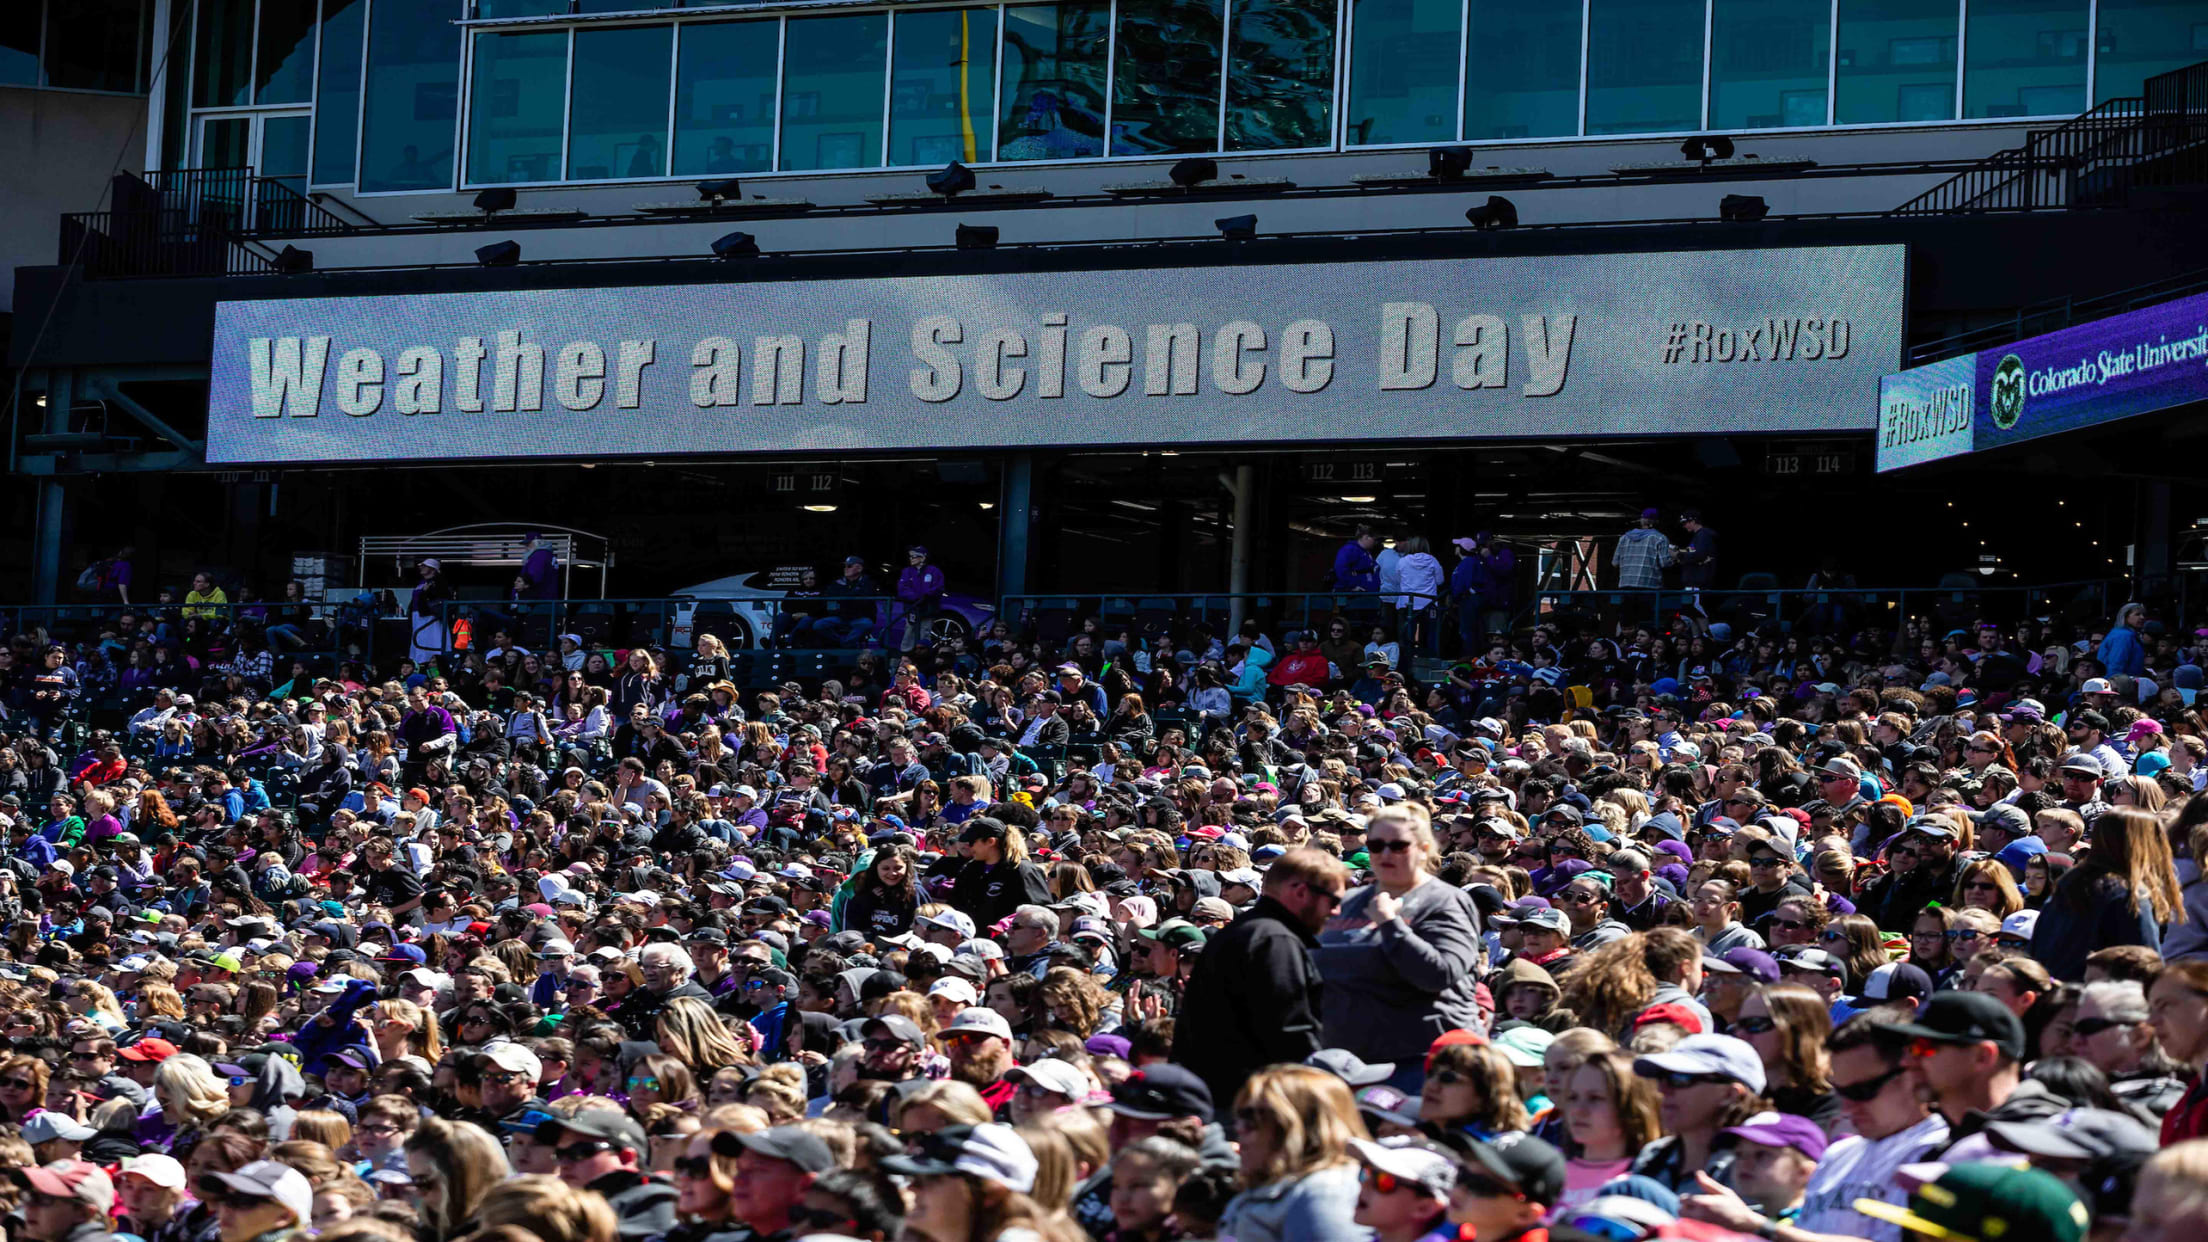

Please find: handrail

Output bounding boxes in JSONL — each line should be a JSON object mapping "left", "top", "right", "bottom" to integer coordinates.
{"left": 1908, "top": 264, "right": 2208, "bottom": 363}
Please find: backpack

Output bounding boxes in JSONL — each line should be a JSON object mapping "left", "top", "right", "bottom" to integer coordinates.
{"left": 75, "top": 560, "right": 109, "bottom": 592}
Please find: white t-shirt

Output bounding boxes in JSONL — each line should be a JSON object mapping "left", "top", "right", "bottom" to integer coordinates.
{"left": 1794, "top": 1113, "right": 1949, "bottom": 1242}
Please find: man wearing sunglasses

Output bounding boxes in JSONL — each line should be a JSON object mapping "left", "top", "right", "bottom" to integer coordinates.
{"left": 1432, "top": 1130, "right": 1566, "bottom": 1242}
{"left": 1876, "top": 991, "right": 2034, "bottom": 1148}
{"left": 720, "top": 1126, "right": 836, "bottom": 1242}
{"left": 195, "top": 1160, "right": 311, "bottom": 1242}
{"left": 1688, "top": 1014, "right": 1947, "bottom": 1242}
{"left": 540, "top": 1108, "right": 680, "bottom": 1242}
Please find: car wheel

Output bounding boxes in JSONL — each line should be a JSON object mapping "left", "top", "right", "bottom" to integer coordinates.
{"left": 723, "top": 616, "right": 757, "bottom": 650}
{"left": 928, "top": 615, "right": 970, "bottom": 646}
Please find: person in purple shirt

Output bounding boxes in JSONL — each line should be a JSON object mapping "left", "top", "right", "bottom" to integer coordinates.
{"left": 895, "top": 545, "right": 946, "bottom": 652}
{"left": 396, "top": 686, "right": 457, "bottom": 783}
{"left": 520, "top": 531, "right": 561, "bottom": 600}
{"left": 1332, "top": 527, "right": 1380, "bottom": 591}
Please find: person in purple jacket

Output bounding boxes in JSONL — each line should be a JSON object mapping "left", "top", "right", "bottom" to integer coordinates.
{"left": 895, "top": 544, "right": 946, "bottom": 652}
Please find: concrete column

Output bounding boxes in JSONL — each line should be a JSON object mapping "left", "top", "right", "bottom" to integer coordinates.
{"left": 997, "top": 454, "right": 1034, "bottom": 600}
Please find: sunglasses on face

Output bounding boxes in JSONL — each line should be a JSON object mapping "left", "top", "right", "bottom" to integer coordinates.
{"left": 1360, "top": 1167, "right": 1431, "bottom": 1195}
{"left": 1427, "top": 1069, "right": 1469, "bottom": 1086}
{"left": 787, "top": 1206, "right": 855, "bottom": 1232}
{"left": 1749, "top": 856, "right": 1785, "bottom": 868}
{"left": 673, "top": 1156, "right": 714, "bottom": 1178}
{"left": 1943, "top": 930, "right": 1981, "bottom": 942}
{"left": 1653, "top": 1071, "right": 1730, "bottom": 1090}
{"left": 2072, "top": 1016, "right": 2135, "bottom": 1038}
{"left": 1772, "top": 918, "right": 1811, "bottom": 932}
{"left": 1833, "top": 1065, "right": 1909, "bottom": 1102}
{"left": 628, "top": 1077, "right": 661, "bottom": 1091}
{"left": 1819, "top": 929, "right": 1849, "bottom": 944}
{"left": 0, "top": 1078, "right": 32, "bottom": 1091}
{"left": 556, "top": 1141, "right": 615, "bottom": 1163}
{"left": 1367, "top": 839, "right": 1415, "bottom": 855}
{"left": 1731, "top": 1015, "right": 1778, "bottom": 1035}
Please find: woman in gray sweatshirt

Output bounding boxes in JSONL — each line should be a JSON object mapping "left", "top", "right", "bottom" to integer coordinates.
{"left": 1313, "top": 804, "right": 1486, "bottom": 1089}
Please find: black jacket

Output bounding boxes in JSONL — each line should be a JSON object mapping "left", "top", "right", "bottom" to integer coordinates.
{"left": 949, "top": 859, "right": 1054, "bottom": 926}
{"left": 1172, "top": 896, "right": 1327, "bottom": 1113}
{"left": 589, "top": 1169, "right": 680, "bottom": 1242}
{"left": 618, "top": 980, "right": 716, "bottom": 1039}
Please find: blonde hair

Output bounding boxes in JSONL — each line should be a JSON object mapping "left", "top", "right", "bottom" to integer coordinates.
{"left": 1367, "top": 804, "right": 1439, "bottom": 870}
{"left": 897, "top": 1080, "right": 994, "bottom": 1129}
{"left": 1232, "top": 1065, "right": 1368, "bottom": 1189}
{"left": 376, "top": 998, "right": 443, "bottom": 1061}
{"left": 404, "top": 1118, "right": 512, "bottom": 1238}
{"left": 472, "top": 1175, "right": 618, "bottom": 1242}
{"left": 155, "top": 1053, "right": 230, "bottom": 1129}
{"left": 655, "top": 997, "right": 752, "bottom": 1075}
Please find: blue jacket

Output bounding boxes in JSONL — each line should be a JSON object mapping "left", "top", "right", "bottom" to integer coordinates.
{"left": 1330, "top": 541, "right": 1378, "bottom": 591}
{"left": 2031, "top": 866, "right": 2160, "bottom": 981}
{"left": 2098, "top": 622, "right": 2146, "bottom": 678}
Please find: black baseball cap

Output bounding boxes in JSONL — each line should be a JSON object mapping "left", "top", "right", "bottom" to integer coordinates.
{"left": 536, "top": 1108, "right": 648, "bottom": 1155}
{"left": 959, "top": 817, "right": 1009, "bottom": 843}
{"left": 714, "top": 1125, "right": 835, "bottom": 1174}
{"left": 1435, "top": 1131, "right": 1566, "bottom": 1206}
{"left": 1107, "top": 1064, "right": 1215, "bottom": 1124}
{"left": 1876, "top": 991, "right": 2025, "bottom": 1061}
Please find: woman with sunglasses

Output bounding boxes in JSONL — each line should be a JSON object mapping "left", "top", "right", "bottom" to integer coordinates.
{"left": 1734, "top": 984, "right": 1840, "bottom": 1131}
{"left": 625, "top": 1054, "right": 699, "bottom": 1122}
{"left": 1951, "top": 859, "right": 2024, "bottom": 919}
{"left": 665, "top": 1126, "right": 745, "bottom": 1242}
{"left": 1220, "top": 1066, "right": 1367, "bottom": 1242}
{"left": 1904, "top": 907, "right": 1957, "bottom": 981}
{"left": 2148, "top": 960, "right": 2208, "bottom": 1143}
{"left": 404, "top": 1116, "right": 512, "bottom": 1242}
{"left": 1315, "top": 805, "right": 1484, "bottom": 1092}
{"left": 0, "top": 1052, "right": 48, "bottom": 1125}
{"left": 1554, "top": 1049, "right": 1661, "bottom": 1217}
{"left": 1419, "top": 1042, "right": 1529, "bottom": 1140}
{"left": 1764, "top": 896, "right": 1829, "bottom": 950}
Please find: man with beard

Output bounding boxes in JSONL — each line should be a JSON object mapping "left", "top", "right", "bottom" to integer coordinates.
{"left": 940, "top": 1007, "right": 1019, "bottom": 1119}
{"left": 856, "top": 1014, "right": 926, "bottom": 1083}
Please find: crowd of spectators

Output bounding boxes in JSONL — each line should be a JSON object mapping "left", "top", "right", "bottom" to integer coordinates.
{"left": 0, "top": 547, "right": 2204, "bottom": 1242}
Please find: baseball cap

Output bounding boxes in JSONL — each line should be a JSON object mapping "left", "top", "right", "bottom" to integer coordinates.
{"left": 23, "top": 1160, "right": 115, "bottom": 1214}
{"left": 202, "top": 1160, "right": 312, "bottom": 1228}
{"left": 862, "top": 1014, "right": 926, "bottom": 1050}
{"left": 1774, "top": 946, "right": 1850, "bottom": 988}
{"left": 2000, "top": 910, "right": 2041, "bottom": 943}
{"left": 1905, "top": 815, "right": 1959, "bottom": 840}
{"left": 919, "top": 909, "right": 977, "bottom": 939}
{"left": 2082, "top": 677, "right": 2116, "bottom": 695}
{"left": 719, "top": 1126, "right": 836, "bottom": 1174}
{"left": 1877, "top": 991, "right": 2025, "bottom": 1060}
{"left": 118, "top": 1155, "right": 187, "bottom": 1189}
{"left": 536, "top": 1108, "right": 649, "bottom": 1155}
{"left": 1861, "top": 961, "right": 1936, "bottom": 1004}
{"left": 1722, "top": 1112, "right": 1830, "bottom": 1161}
{"left": 480, "top": 1043, "right": 543, "bottom": 1078}
{"left": 1305, "top": 1048, "right": 1397, "bottom": 1087}
{"left": 24, "top": 1113, "right": 98, "bottom": 1144}
{"left": 1854, "top": 1163, "right": 2088, "bottom": 1242}
{"left": 1701, "top": 948, "right": 1780, "bottom": 984}
{"left": 1493, "top": 1026, "right": 1556, "bottom": 1069}
{"left": 1445, "top": 1132, "right": 1567, "bottom": 1206}
{"left": 940, "top": 1007, "right": 1014, "bottom": 1042}
{"left": 1006, "top": 1059, "right": 1091, "bottom": 1100}
{"left": 927, "top": 977, "right": 980, "bottom": 1007}
{"left": 1108, "top": 1064, "right": 1215, "bottom": 1123}
{"left": 1349, "top": 1137, "right": 1457, "bottom": 1195}
{"left": 1355, "top": 1084, "right": 1424, "bottom": 1129}
{"left": 1985, "top": 1108, "right": 2159, "bottom": 1163}
{"left": 1633, "top": 1034, "right": 1768, "bottom": 1095}
{"left": 881, "top": 1123, "right": 1038, "bottom": 1194}
{"left": 2059, "top": 754, "right": 2105, "bottom": 776}
{"left": 1518, "top": 907, "right": 1569, "bottom": 934}
{"left": 119, "top": 1037, "right": 178, "bottom": 1063}
{"left": 1136, "top": 920, "right": 1208, "bottom": 952}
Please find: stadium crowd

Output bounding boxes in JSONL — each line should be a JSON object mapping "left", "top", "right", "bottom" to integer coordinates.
{"left": 0, "top": 557, "right": 2205, "bottom": 1242}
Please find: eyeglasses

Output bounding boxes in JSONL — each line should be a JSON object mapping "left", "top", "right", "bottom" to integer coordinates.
{"left": 359, "top": 1121, "right": 403, "bottom": 1135}
{"left": 1819, "top": 930, "right": 1849, "bottom": 944}
{"left": 1559, "top": 890, "right": 1601, "bottom": 905}
{"left": 1943, "top": 930, "right": 1982, "bottom": 942}
{"left": 673, "top": 1156, "right": 714, "bottom": 1178}
{"left": 628, "top": 1076, "right": 662, "bottom": 1091}
{"left": 68, "top": 1051, "right": 103, "bottom": 1062}
{"left": 1731, "top": 1015, "right": 1778, "bottom": 1035}
{"left": 788, "top": 1206, "right": 856, "bottom": 1232}
{"left": 1427, "top": 1069, "right": 1468, "bottom": 1086}
{"left": 1748, "top": 856, "right": 1785, "bottom": 868}
{"left": 1833, "top": 1065, "right": 1909, "bottom": 1102}
{"left": 1652, "top": 1071, "right": 1729, "bottom": 1090}
{"left": 2072, "top": 1016, "right": 2135, "bottom": 1038}
{"left": 1359, "top": 1168, "right": 1428, "bottom": 1194}
{"left": 1367, "top": 839, "right": 1415, "bottom": 855}
{"left": 556, "top": 1141, "right": 615, "bottom": 1163}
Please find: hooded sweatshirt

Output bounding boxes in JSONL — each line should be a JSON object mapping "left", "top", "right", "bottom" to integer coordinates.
{"left": 250, "top": 1054, "right": 306, "bottom": 1143}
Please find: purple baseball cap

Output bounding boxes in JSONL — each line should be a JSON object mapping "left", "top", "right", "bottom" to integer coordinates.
{"left": 1707, "top": 947, "right": 1781, "bottom": 984}
{"left": 1722, "top": 1112, "right": 1829, "bottom": 1161}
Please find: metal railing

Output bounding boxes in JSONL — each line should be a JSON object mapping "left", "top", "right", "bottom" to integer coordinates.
{"left": 58, "top": 168, "right": 364, "bottom": 278}
{"left": 1520, "top": 580, "right": 2120, "bottom": 634}
{"left": 1892, "top": 60, "right": 2208, "bottom": 216}
{"left": 999, "top": 591, "right": 1436, "bottom": 641}
{"left": 1907, "top": 263, "right": 2208, "bottom": 364}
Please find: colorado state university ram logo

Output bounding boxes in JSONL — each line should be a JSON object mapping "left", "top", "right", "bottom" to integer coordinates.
{"left": 1989, "top": 354, "right": 2027, "bottom": 429}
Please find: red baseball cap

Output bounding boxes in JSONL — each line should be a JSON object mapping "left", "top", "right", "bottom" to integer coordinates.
{"left": 118, "top": 1037, "right": 178, "bottom": 1063}
{"left": 1633, "top": 1002, "right": 1707, "bottom": 1035}
{"left": 1424, "top": 1028, "right": 1488, "bottom": 1067}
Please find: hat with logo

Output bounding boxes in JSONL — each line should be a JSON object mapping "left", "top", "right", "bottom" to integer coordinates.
{"left": 919, "top": 909, "right": 977, "bottom": 939}
{"left": 927, "top": 977, "right": 980, "bottom": 1007}
{"left": 881, "top": 1124, "right": 1038, "bottom": 1194}
{"left": 1853, "top": 1163, "right": 2089, "bottom": 1242}
{"left": 1774, "top": 946, "right": 1850, "bottom": 988}
{"left": 1721, "top": 1112, "right": 1830, "bottom": 1161}
{"left": 119, "top": 1037, "right": 179, "bottom": 1063}
{"left": 1108, "top": 1064, "right": 1215, "bottom": 1123}
{"left": 117, "top": 1155, "right": 187, "bottom": 1190}
{"left": 1136, "top": 920, "right": 1208, "bottom": 952}
{"left": 2000, "top": 910, "right": 2041, "bottom": 942}
{"left": 1861, "top": 961, "right": 1936, "bottom": 1004}
{"left": 717, "top": 1126, "right": 836, "bottom": 1174}
{"left": 1701, "top": 947, "right": 1781, "bottom": 984}
{"left": 1349, "top": 1136, "right": 1458, "bottom": 1196}
{"left": 1441, "top": 1132, "right": 1567, "bottom": 1206}
{"left": 940, "top": 1007, "right": 1014, "bottom": 1042}
{"left": 1875, "top": 990, "right": 2025, "bottom": 1060}
{"left": 536, "top": 1108, "right": 650, "bottom": 1155}
{"left": 1006, "top": 1058, "right": 1091, "bottom": 1100}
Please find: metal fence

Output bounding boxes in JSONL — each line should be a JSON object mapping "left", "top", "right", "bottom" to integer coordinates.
{"left": 1521, "top": 579, "right": 2120, "bottom": 635}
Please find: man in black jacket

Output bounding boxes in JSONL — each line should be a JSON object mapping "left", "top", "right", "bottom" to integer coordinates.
{"left": 948, "top": 817, "right": 1054, "bottom": 927}
{"left": 1172, "top": 846, "right": 1349, "bottom": 1113}
{"left": 617, "top": 943, "right": 716, "bottom": 1039}
{"left": 542, "top": 1109, "right": 679, "bottom": 1241}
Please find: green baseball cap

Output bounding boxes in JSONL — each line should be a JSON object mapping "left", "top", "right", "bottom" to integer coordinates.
{"left": 1136, "top": 920, "right": 1207, "bottom": 952}
{"left": 1854, "top": 1163, "right": 2088, "bottom": 1242}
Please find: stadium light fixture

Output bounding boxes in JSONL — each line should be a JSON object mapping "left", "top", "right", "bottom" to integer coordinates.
{"left": 1719, "top": 194, "right": 1769, "bottom": 222}
{"left": 956, "top": 224, "right": 999, "bottom": 250}
{"left": 473, "top": 187, "right": 517, "bottom": 219}
{"left": 475, "top": 240, "right": 522, "bottom": 267}
{"left": 1215, "top": 214, "right": 1257, "bottom": 240}
{"left": 1681, "top": 135, "right": 1736, "bottom": 165}
{"left": 927, "top": 162, "right": 977, "bottom": 197}
{"left": 711, "top": 231, "right": 760, "bottom": 259}
{"left": 1169, "top": 158, "right": 1219, "bottom": 187}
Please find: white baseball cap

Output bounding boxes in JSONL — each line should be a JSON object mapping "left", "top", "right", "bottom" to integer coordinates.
{"left": 1007, "top": 1058, "right": 1091, "bottom": 1100}
{"left": 928, "top": 977, "right": 980, "bottom": 1006}
{"left": 205, "top": 1161, "right": 313, "bottom": 1228}
{"left": 118, "top": 1155, "right": 187, "bottom": 1190}
{"left": 941, "top": 1007, "right": 1014, "bottom": 1041}
{"left": 1349, "top": 1137, "right": 1457, "bottom": 1195}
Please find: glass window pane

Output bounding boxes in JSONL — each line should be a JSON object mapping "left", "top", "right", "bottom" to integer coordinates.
{"left": 194, "top": 0, "right": 254, "bottom": 107}
{"left": 45, "top": 0, "right": 142, "bottom": 93}
{"left": 474, "top": 1, "right": 566, "bottom": 16}
{"left": 257, "top": 0, "right": 318, "bottom": 103}
{"left": 1347, "top": 0, "right": 1459, "bottom": 145}
{"left": 1835, "top": 0, "right": 1955, "bottom": 121}
{"left": 569, "top": 25, "right": 671, "bottom": 180}
{"left": 673, "top": 20, "right": 776, "bottom": 176}
{"left": 999, "top": 1, "right": 1108, "bottom": 159}
{"left": 1226, "top": 0, "right": 1337, "bottom": 148}
{"left": 892, "top": 8, "right": 998, "bottom": 166}
{"left": 467, "top": 29, "right": 567, "bottom": 185}
{"left": 1465, "top": 2, "right": 1584, "bottom": 138}
{"left": 2096, "top": 0, "right": 2208, "bottom": 103}
{"left": 781, "top": 14, "right": 886, "bottom": 171}
{"left": 361, "top": 0, "right": 463, "bottom": 192}
{"left": 1587, "top": 0, "right": 1704, "bottom": 133}
{"left": 1710, "top": 0, "right": 1830, "bottom": 128}
{"left": 314, "top": 0, "right": 366, "bottom": 183}
{"left": 0, "top": 5, "right": 36, "bottom": 87}
{"left": 1964, "top": 0, "right": 2087, "bottom": 116}
{"left": 1112, "top": 0, "right": 1224, "bottom": 154}
{"left": 580, "top": 0, "right": 680, "bottom": 11}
